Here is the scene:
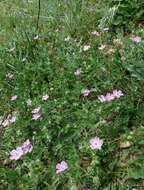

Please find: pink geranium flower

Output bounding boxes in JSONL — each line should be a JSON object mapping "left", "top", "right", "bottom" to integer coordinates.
{"left": 31, "top": 107, "right": 41, "bottom": 114}
{"left": 105, "top": 93, "right": 115, "bottom": 102}
{"left": 42, "top": 94, "right": 49, "bottom": 101}
{"left": 32, "top": 113, "right": 41, "bottom": 120}
{"left": 131, "top": 36, "right": 141, "bottom": 43}
{"left": 11, "top": 95, "right": 17, "bottom": 101}
{"left": 32, "top": 107, "right": 41, "bottom": 120}
{"left": 90, "top": 137, "right": 103, "bottom": 150}
{"left": 22, "top": 139, "right": 33, "bottom": 154}
{"left": 56, "top": 161, "right": 68, "bottom": 174}
{"left": 10, "top": 147, "right": 23, "bottom": 160}
{"left": 98, "top": 89, "right": 123, "bottom": 103}
{"left": 9, "top": 140, "right": 33, "bottom": 160}
{"left": 81, "top": 89, "right": 91, "bottom": 97}
{"left": 112, "top": 89, "right": 124, "bottom": 98}
{"left": 98, "top": 95, "right": 106, "bottom": 102}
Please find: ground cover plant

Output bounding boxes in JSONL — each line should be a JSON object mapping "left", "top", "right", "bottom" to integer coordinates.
{"left": 0, "top": 0, "right": 144, "bottom": 189}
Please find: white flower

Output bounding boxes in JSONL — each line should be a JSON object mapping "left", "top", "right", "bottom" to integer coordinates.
{"left": 98, "top": 45, "right": 106, "bottom": 50}
{"left": 64, "top": 36, "right": 70, "bottom": 42}
{"left": 42, "top": 95, "right": 49, "bottom": 101}
{"left": 83, "top": 45, "right": 91, "bottom": 51}
{"left": 91, "top": 31, "right": 100, "bottom": 36}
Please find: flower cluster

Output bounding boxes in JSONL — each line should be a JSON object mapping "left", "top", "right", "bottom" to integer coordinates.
{"left": 10, "top": 139, "right": 33, "bottom": 160}
{"left": 55, "top": 137, "right": 103, "bottom": 174}
{"left": 9, "top": 135, "right": 103, "bottom": 174}
{"left": 98, "top": 89, "right": 123, "bottom": 102}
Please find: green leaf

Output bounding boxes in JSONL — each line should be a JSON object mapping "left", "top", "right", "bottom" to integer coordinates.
{"left": 128, "top": 168, "right": 144, "bottom": 179}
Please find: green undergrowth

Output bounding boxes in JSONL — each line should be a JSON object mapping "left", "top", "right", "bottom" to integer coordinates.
{"left": 0, "top": 0, "right": 144, "bottom": 189}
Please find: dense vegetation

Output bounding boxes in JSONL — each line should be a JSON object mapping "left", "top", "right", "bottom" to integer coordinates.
{"left": 0, "top": 0, "right": 144, "bottom": 189}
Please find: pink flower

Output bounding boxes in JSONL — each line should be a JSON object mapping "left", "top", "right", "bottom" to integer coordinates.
{"left": 98, "top": 95, "right": 106, "bottom": 102}
{"left": 42, "top": 94, "right": 49, "bottom": 101}
{"left": 81, "top": 89, "right": 91, "bottom": 97}
{"left": 74, "top": 68, "right": 81, "bottom": 76}
{"left": 10, "top": 147, "right": 23, "bottom": 160}
{"left": 26, "top": 99, "right": 32, "bottom": 106}
{"left": 98, "top": 89, "right": 123, "bottom": 103}
{"left": 56, "top": 161, "right": 68, "bottom": 174}
{"left": 112, "top": 89, "right": 123, "bottom": 98}
{"left": 22, "top": 139, "right": 33, "bottom": 154}
{"left": 83, "top": 45, "right": 91, "bottom": 51}
{"left": 32, "top": 107, "right": 41, "bottom": 120}
{"left": 105, "top": 93, "right": 115, "bottom": 102}
{"left": 9, "top": 140, "right": 33, "bottom": 160}
{"left": 32, "top": 107, "right": 41, "bottom": 114}
{"left": 131, "top": 36, "right": 141, "bottom": 43}
{"left": 90, "top": 137, "right": 103, "bottom": 150}
{"left": 11, "top": 95, "right": 17, "bottom": 101}
{"left": 32, "top": 113, "right": 41, "bottom": 120}
{"left": 91, "top": 31, "right": 100, "bottom": 36}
